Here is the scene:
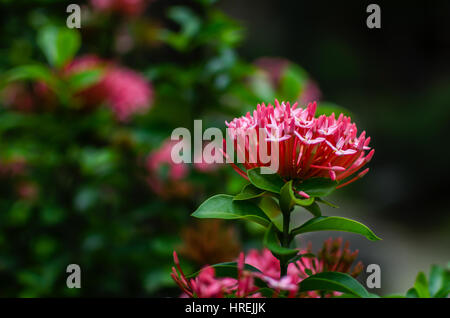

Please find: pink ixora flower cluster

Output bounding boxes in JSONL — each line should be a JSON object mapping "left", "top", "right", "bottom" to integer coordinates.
{"left": 145, "top": 139, "right": 219, "bottom": 198}
{"left": 145, "top": 139, "right": 191, "bottom": 198}
{"left": 65, "top": 55, "right": 153, "bottom": 122}
{"left": 225, "top": 100, "right": 374, "bottom": 189}
{"left": 172, "top": 238, "right": 363, "bottom": 298}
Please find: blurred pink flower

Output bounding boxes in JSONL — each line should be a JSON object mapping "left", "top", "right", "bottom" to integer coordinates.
{"left": 0, "top": 157, "right": 27, "bottom": 177}
{"left": 246, "top": 239, "right": 363, "bottom": 298}
{"left": 65, "top": 55, "right": 153, "bottom": 121}
{"left": 224, "top": 100, "right": 374, "bottom": 190}
{"left": 145, "top": 139, "right": 220, "bottom": 197}
{"left": 245, "top": 248, "right": 280, "bottom": 280}
{"left": 171, "top": 251, "right": 237, "bottom": 298}
{"left": 147, "top": 140, "right": 188, "bottom": 181}
{"left": 254, "top": 57, "right": 290, "bottom": 89}
{"left": 254, "top": 57, "right": 322, "bottom": 104}
{"left": 145, "top": 140, "right": 191, "bottom": 198}
{"left": 171, "top": 251, "right": 260, "bottom": 298}
{"left": 172, "top": 238, "right": 363, "bottom": 298}
{"left": 1, "top": 83, "right": 35, "bottom": 112}
{"left": 16, "top": 181, "right": 39, "bottom": 201}
{"left": 90, "top": 0, "right": 150, "bottom": 16}
{"left": 192, "top": 142, "right": 220, "bottom": 173}
{"left": 101, "top": 67, "right": 153, "bottom": 121}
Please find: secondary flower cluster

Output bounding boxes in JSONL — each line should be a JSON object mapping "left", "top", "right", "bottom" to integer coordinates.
{"left": 65, "top": 55, "right": 153, "bottom": 121}
{"left": 171, "top": 238, "right": 363, "bottom": 298}
{"left": 225, "top": 100, "right": 374, "bottom": 188}
{"left": 145, "top": 139, "right": 219, "bottom": 198}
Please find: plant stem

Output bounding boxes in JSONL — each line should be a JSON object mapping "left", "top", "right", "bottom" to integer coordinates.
{"left": 280, "top": 210, "right": 291, "bottom": 277}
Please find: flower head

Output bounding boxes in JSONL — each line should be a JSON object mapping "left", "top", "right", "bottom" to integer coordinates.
{"left": 172, "top": 238, "right": 363, "bottom": 298}
{"left": 145, "top": 139, "right": 191, "bottom": 198}
{"left": 171, "top": 251, "right": 240, "bottom": 298}
{"left": 65, "top": 55, "right": 153, "bottom": 121}
{"left": 225, "top": 100, "right": 374, "bottom": 189}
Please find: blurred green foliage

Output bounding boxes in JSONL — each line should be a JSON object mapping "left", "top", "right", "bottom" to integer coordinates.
{"left": 0, "top": 0, "right": 323, "bottom": 297}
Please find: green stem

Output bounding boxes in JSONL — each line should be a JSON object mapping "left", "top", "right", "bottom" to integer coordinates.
{"left": 280, "top": 209, "right": 291, "bottom": 277}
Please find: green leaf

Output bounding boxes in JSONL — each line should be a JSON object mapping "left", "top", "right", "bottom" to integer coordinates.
{"left": 428, "top": 264, "right": 450, "bottom": 297}
{"left": 406, "top": 288, "right": 419, "bottom": 298}
{"left": 434, "top": 285, "right": 450, "bottom": 298}
{"left": 192, "top": 194, "right": 271, "bottom": 228}
{"left": 413, "top": 272, "right": 430, "bottom": 298}
{"left": 280, "top": 181, "right": 295, "bottom": 212}
{"left": 291, "top": 216, "right": 381, "bottom": 241}
{"left": 187, "top": 262, "right": 261, "bottom": 279}
{"left": 295, "top": 177, "right": 338, "bottom": 197}
{"left": 249, "top": 72, "right": 276, "bottom": 102}
{"left": 299, "top": 272, "right": 372, "bottom": 298}
{"left": 278, "top": 64, "right": 308, "bottom": 101}
{"left": 2, "top": 64, "right": 59, "bottom": 88}
{"left": 280, "top": 180, "right": 315, "bottom": 214}
{"left": 247, "top": 167, "right": 285, "bottom": 193}
{"left": 263, "top": 224, "right": 298, "bottom": 258}
{"left": 37, "top": 25, "right": 81, "bottom": 68}
{"left": 405, "top": 264, "right": 449, "bottom": 298}
{"left": 67, "top": 68, "right": 104, "bottom": 92}
{"left": 257, "top": 196, "right": 283, "bottom": 232}
{"left": 316, "top": 102, "right": 353, "bottom": 117}
{"left": 159, "top": 6, "right": 201, "bottom": 52}
{"left": 234, "top": 184, "right": 266, "bottom": 201}
{"left": 429, "top": 265, "right": 444, "bottom": 297}
{"left": 382, "top": 294, "right": 406, "bottom": 298}
{"left": 316, "top": 197, "right": 339, "bottom": 208}
{"left": 303, "top": 202, "right": 322, "bottom": 217}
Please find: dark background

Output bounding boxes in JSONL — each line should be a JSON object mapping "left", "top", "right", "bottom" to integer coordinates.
{"left": 218, "top": 0, "right": 450, "bottom": 292}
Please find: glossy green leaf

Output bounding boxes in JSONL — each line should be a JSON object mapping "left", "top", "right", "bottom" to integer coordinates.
{"left": 192, "top": 194, "right": 271, "bottom": 227}
{"left": 406, "top": 288, "right": 419, "bottom": 298}
{"left": 234, "top": 183, "right": 266, "bottom": 201}
{"left": 405, "top": 264, "right": 449, "bottom": 298}
{"left": 247, "top": 167, "right": 285, "bottom": 193}
{"left": 280, "top": 180, "right": 315, "bottom": 214}
{"left": 263, "top": 224, "right": 298, "bottom": 258}
{"left": 303, "top": 202, "right": 321, "bottom": 217}
{"left": 295, "top": 177, "right": 338, "bottom": 197}
{"left": 280, "top": 181, "right": 295, "bottom": 212}
{"left": 428, "top": 264, "right": 450, "bottom": 297}
{"left": 382, "top": 294, "right": 406, "bottom": 298}
{"left": 67, "top": 68, "right": 104, "bottom": 92}
{"left": 316, "top": 197, "right": 339, "bottom": 208}
{"left": 429, "top": 265, "right": 443, "bottom": 297}
{"left": 37, "top": 26, "right": 81, "bottom": 68}
{"left": 299, "top": 272, "right": 372, "bottom": 298}
{"left": 278, "top": 64, "right": 308, "bottom": 101}
{"left": 316, "top": 102, "right": 353, "bottom": 117}
{"left": 2, "top": 64, "right": 59, "bottom": 88}
{"left": 257, "top": 196, "right": 283, "bottom": 231}
{"left": 249, "top": 72, "right": 276, "bottom": 102}
{"left": 291, "top": 216, "right": 381, "bottom": 241}
{"left": 433, "top": 285, "right": 450, "bottom": 298}
{"left": 413, "top": 272, "right": 430, "bottom": 298}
